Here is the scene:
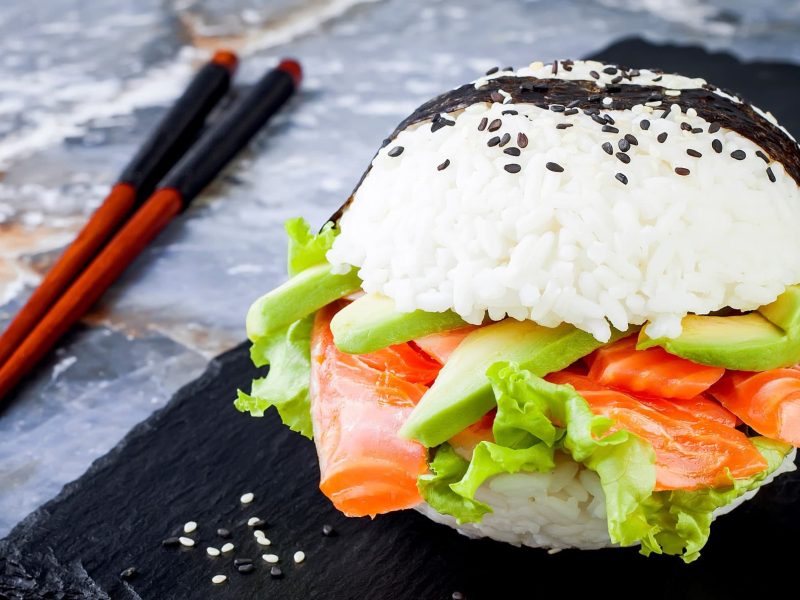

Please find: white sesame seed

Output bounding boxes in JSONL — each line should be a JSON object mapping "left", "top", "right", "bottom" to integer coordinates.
{"left": 665, "top": 89, "right": 681, "bottom": 96}
{"left": 183, "top": 521, "right": 197, "bottom": 534}
{"left": 254, "top": 529, "right": 265, "bottom": 537}
{"left": 220, "top": 542, "right": 234, "bottom": 553}
{"left": 293, "top": 551, "right": 306, "bottom": 564}
{"left": 247, "top": 517, "right": 261, "bottom": 527}
{"left": 240, "top": 492, "right": 254, "bottom": 504}
{"left": 206, "top": 547, "right": 220, "bottom": 557}
{"left": 602, "top": 97, "right": 612, "bottom": 106}
{"left": 211, "top": 575, "right": 227, "bottom": 584}
{"left": 262, "top": 554, "right": 279, "bottom": 564}
{"left": 256, "top": 537, "right": 271, "bottom": 546}
{"left": 179, "top": 537, "right": 195, "bottom": 547}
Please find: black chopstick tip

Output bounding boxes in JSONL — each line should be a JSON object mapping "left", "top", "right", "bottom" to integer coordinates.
{"left": 211, "top": 50, "right": 239, "bottom": 74}
{"left": 278, "top": 59, "right": 303, "bottom": 87}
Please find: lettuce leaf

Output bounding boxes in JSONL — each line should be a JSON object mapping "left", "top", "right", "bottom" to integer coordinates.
{"left": 286, "top": 217, "right": 337, "bottom": 276}
{"left": 418, "top": 362, "right": 792, "bottom": 562}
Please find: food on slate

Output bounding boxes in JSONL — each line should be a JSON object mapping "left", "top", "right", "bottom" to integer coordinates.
{"left": 237, "top": 59, "right": 800, "bottom": 562}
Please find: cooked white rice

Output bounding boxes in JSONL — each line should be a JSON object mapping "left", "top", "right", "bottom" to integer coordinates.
{"left": 415, "top": 448, "right": 797, "bottom": 551}
{"left": 327, "top": 60, "right": 800, "bottom": 341}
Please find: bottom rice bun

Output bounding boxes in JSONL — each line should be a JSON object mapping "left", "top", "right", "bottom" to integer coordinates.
{"left": 239, "top": 59, "right": 800, "bottom": 562}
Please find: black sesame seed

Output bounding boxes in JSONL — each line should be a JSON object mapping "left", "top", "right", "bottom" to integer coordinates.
{"left": 618, "top": 138, "right": 630, "bottom": 153}
{"left": 452, "top": 593, "right": 466, "bottom": 600}
{"left": 687, "top": 149, "right": 702, "bottom": 158}
{"left": 730, "top": 149, "right": 746, "bottom": 160}
{"left": 545, "top": 162, "right": 564, "bottom": 173}
{"left": 499, "top": 133, "right": 511, "bottom": 147}
{"left": 234, "top": 558, "right": 254, "bottom": 567}
{"left": 640, "top": 119, "right": 651, "bottom": 130}
{"left": 657, "top": 132, "right": 668, "bottom": 143}
{"left": 551, "top": 60, "right": 558, "bottom": 75}
{"left": 503, "top": 66, "right": 513, "bottom": 71}
{"left": 708, "top": 122, "right": 721, "bottom": 133}
{"left": 680, "top": 122, "right": 692, "bottom": 132}
{"left": 162, "top": 537, "right": 181, "bottom": 547}
{"left": 270, "top": 566, "right": 284, "bottom": 578}
{"left": 603, "top": 114, "right": 615, "bottom": 125}
{"left": 563, "top": 61, "right": 573, "bottom": 71}
{"left": 603, "top": 66, "right": 617, "bottom": 75}
{"left": 380, "top": 138, "right": 391, "bottom": 148}
{"left": 712, "top": 139, "right": 722, "bottom": 153}
{"left": 504, "top": 163, "right": 521, "bottom": 173}
{"left": 556, "top": 123, "right": 573, "bottom": 129}
{"left": 322, "top": 524, "right": 336, "bottom": 536}
{"left": 602, "top": 125, "right": 619, "bottom": 134}
{"left": 602, "top": 142, "right": 613, "bottom": 155}
{"left": 616, "top": 152, "right": 631, "bottom": 164}
{"left": 691, "top": 127, "right": 703, "bottom": 134}
{"left": 431, "top": 120, "right": 446, "bottom": 133}
{"left": 216, "top": 528, "right": 231, "bottom": 539}
{"left": 478, "top": 117, "right": 488, "bottom": 131}
{"left": 485, "top": 66, "right": 499, "bottom": 75}
{"left": 615, "top": 172, "right": 628, "bottom": 185}
{"left": 550, "top": 104, "right": 565, "bottom": 113}
{"left": 238, "top": 564, "right": 256, "bottom": 574}
{"left": 675, "top": 167, "right": 690, "bottom": 176}
{"left": 610, "top": 75, "right": 623, "bottom": 84}
{"left": 487, "top": 118, "right": 502, "bottom": 132}
{"left": 648, "top": 92, "right": 663, "bottom": 102}
{"left": 120, "top": 567, "right": 138, "bottom": 581}
{"left": 756, "top": 150, "right": 769, "bottom": 163}
{"left": 629, "top": 69, "right": 641, "bottom": 77}
{"left": 767, "top": 167, "right": 776, "bottom": 182}
{"left": 517, "top": 133, "right": 528, "bottom": 148}
{"left": 624, "top": 133, "right": 638, "bottom": 146}
{"left": 502, "top": 110, "right": 518, "bottom": 116}
{"left": 587, "top": 94, "right": 602, "bottom": 102}
{"left": 487, "top": 136, "right": 501, "bottom": 147}
{"left": 589, "top": 70, "right": 600, "bottom": 80}
{"left": 564, "top": 108, "right": 579, "bottom": 116}
{"left": 387, "top": 146, "right": 404, "bottom": 158}
{"left": 249, "top": 518, "right": 267, "bottom": 528}
{"left": 437, "top": 159, "right": 450, "bottom": 171}
{"left": 567, "top": 99, "right": 581, "bottom": 108}
{"left": 503, "top": 147, "right": 521, "bottom": 156}
{"left": 653, "top": 75, "right": 663, "bottom": 82}
{"left": 490, "top": 91, "right": 504, "bottom": 103}
{"left": 591, "top": 114, "right": 606, "bottom": 126}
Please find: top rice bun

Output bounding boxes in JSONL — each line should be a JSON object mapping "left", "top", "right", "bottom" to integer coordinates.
{"left": 327, "top": 59, "right": 800, "bottom": 342}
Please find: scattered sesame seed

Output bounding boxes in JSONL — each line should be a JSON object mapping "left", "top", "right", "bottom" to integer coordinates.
{"left": 712, "top": 139, "right": 722, "bottom": 153}
{"left": 485, "top": 66, "right": 499, "bottom": 75}
{"left": 730, "top": 149, "right": 746, "bottom": 160}
{"left": 294, "top": 551, "right": 306, "bottom": 564}
{"left": 183, "top": 521, "right": 197, "bottom": 534}
{"left": 238, "top": 564, "right": 256, "bottom": 574}
{"left": 504, "top": 163, "right": 521, "bottom": 173}
{"left": 616, "top": 152, "right": 630, "bottom": 164}
{"left": 270, "top": 566, "right": 283, "bottom": 579}
{"left": 545, "top": 162, "right": 564, "bottom": 173}
{"left": 564, "top": 108, "right": 579, "bottom": 116}
{"left": 767, "top": 167, "right": 776, "bottom": 182}
{"left": 624, "top": 133, "right": 638, "bottom": 145}
{"left": 257, "top": 537, "right": 272, "bottom": 546}
{"left": 247, "top": 517, "right": 266, "bottom": 528}
{"left": 645, "top": 101, "right": 662, "bottom": 108}
{"left": 640, "top": 119, "right": 650, "bottom": 130}
{"left": 618, "top": 138, "right": 630, "bottom": 153}
{"left": 591, "top": 114, "right": 606, "bottom": 126}
{"left": 687, "top": 149, "right": 702, "bottom": 157}
{"left": 675, "top": 167, "right": 690, "bottom": 176}
{"left": 387, "top": 146, "right": 404, "bottom": 158}
{"left": 653, "top": 75, "right": 663, "bottom": 82}
{"left": 487, "top": 118, "right": 502, "bottom": 132}
{"left": 601, "top": 125, "right": 619, "bottom": 134}
{"left": 589, "top": 70, "right": 600, "bottom": 79}
{"left": 499, "top": 133, "right": 511, "bottom": 147}
{"left": 602, "top": 97, "right": 612, "bottom": 106}
{"left": 216, "top": 528, "right": 231, "bottom": 539}
{"left": 680, "top": 122, "right": 692, "bottom": 132}
{"left": 207, "top": 546, "right": 221, "bottom": 557}
{"left": 610, "top": 75, "right": 623, "bottom": 84}
{"left": 664, "top": 89, "right": 681, "bottom": 96}
{"left": 162, "top": 537, "right": 181, "bottom": 547}
{"left": 487, "top": 136, "right": 500, "bottom": 147}
{"left": 615, "top": 172, "right": 628, "bottom": 185}
{"left": 517, "top": 133, "right": 528, "bottom": 148}
{"left": 221, "top": 543, "right": 235, "bottom": 553}
{"left": 601, "top": 142, "right": 613, "bottom": 155}
{"left": 322, "top": 524, "right": 335, "bottom": 536}
{"left": 119, "top": 567, "right": 138, "bottom": 581}
{"left": 240, "top": 493, "right": 254, "bottom": 504}
{"left": 262, "top": 554, "right": 280, "bottom": 564}
{"left": 556, "top": 123, "right": 573, "bottom": 129}
{"left": 502, "top": 110, "right": 518, "bottom": 116}
{"left": 490, "top": 91, "right": 504, "bottom": 103}
{"left": 587, "top": 94, "right": 602, "bottom": 103}
{"left": 503, "top": 66, "right": 513, "bottom": 71}
{"left": 657, "top": 132, "right": 668, "bottom": 143}
{"left": 691, "top": 127, "right": 702, "bottom": 134}
{"left": 603, "top": 114, "right": 615, "bottom": 125}
{"left": 437, "top": 159, "right": 450, "bottom": 171}
{"left": 477, "top": 117, "right": 488, "bottom": 131}
{"left": 179, "top": 537, "right": 195, "bottom": 548}
{"left": 708, "top": 122, "right": 721, "bottom": 133}
{"left": 211, "top": 575, "right": 227, "bottom": 585}
{"left": 602, "top": 66, "right": 617, "bottom": 75}
{"left": 756, "top": 150, "right": 769, "bottom": 163}
{"left": 503, "top": 147, "right": 521, "bottom": 156}
{"left": 567, "top": 99, "right": 581, "bottom": 108}
{"left": 234, "top": 558, "right": 253, "bottom": 567}
{"left": 550, "top": 104, "right": 565, "bottom": 113}
{"left": 551, "top": 60, "right": 558, "bottom": 75}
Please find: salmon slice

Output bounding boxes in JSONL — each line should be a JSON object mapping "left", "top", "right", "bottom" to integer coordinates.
{"left": 546, "top": 372, "right": 767, "bottom": 491}
{"left": 311, "top": 303, "right": 430, "bottom": 517}
{"left": 709, "top": 369, "right": 800, "bottom": 446}
{"left": 413, "top": 326, "right": 478, "bottom": 364}
{"left": 588, "top": 335, "right": 725, "bottom": 400}
{"left": 356, "top": 342, "right": 441, "bottom": 384}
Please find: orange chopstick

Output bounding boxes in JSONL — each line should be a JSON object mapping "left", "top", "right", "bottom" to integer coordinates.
{"left": 0, "top": 59, "right": 302, "bottom": 401}
{"left": 0, "top": 51, "right": 237, "bottom": 368}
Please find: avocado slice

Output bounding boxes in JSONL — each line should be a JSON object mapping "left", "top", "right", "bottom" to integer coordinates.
{"left": 246, "top": 264, "right": 361, "bottom": 341}
{"left": 399, "top": 320, "right": 629, "bottom": 447}
{"left": 638, "top": 285, "right": 800, "bottom": 371}
{"left": 330, "top": 293, "right": 467, "bottom": 354}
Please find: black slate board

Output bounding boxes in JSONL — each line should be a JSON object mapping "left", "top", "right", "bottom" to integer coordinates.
{"left": 3, "top": 39, "right": 800, "bottom": 600}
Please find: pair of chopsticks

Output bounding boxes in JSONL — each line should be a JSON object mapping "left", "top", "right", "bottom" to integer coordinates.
{"left": 0, "top": 51, "right": 302, "bottom": 401}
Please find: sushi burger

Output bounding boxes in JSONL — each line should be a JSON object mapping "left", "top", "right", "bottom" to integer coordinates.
{"left": 238, "top": 59, "right": 800, "bottom": 562}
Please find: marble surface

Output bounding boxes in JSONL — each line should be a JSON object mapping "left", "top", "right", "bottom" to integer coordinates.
{"left": 1, "top": 0, "right": 799, "bottom": 537}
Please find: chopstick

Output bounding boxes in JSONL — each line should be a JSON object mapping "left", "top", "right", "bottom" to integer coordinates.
{"left": 0, "top": 50, "right": 238, "bottom": 368}
{"left": 0, "top": 59, "right": 302, "bottom": 401}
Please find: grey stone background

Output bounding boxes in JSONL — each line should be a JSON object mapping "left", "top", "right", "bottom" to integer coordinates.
{"left": 1, "top": 0, "right": 799, "bottom": 536}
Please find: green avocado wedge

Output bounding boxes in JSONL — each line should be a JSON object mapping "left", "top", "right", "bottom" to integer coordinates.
{"left": 638, "top": 285, "right": 800, "bottom": 371}
{"left": 330, "top": 293, "right": 467, "bottom": 354}
{"left": 246, "top": 264, "right": 361, "bottom": 341}
{"left": 399, "top": 319, "right": 632, "bottom": 447}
